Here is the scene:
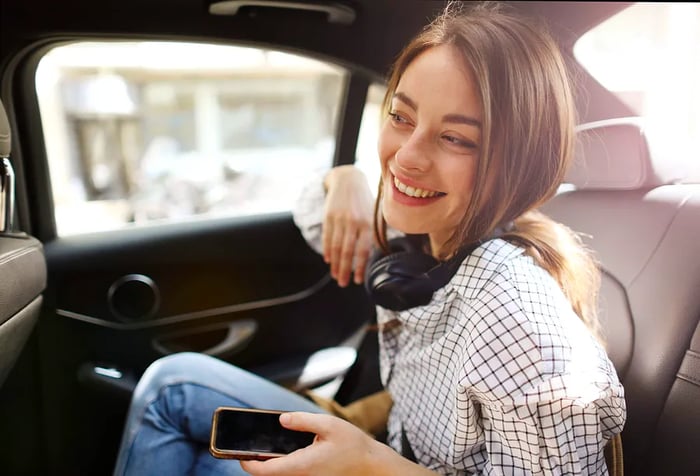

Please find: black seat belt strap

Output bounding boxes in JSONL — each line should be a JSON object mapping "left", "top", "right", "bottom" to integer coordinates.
{"left": 401, "top": 425, "right": 417, "bottom": 462}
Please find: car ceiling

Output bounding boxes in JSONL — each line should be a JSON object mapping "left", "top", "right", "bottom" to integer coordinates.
{"left": 1, "top": 1, "right": 634, "bottom": 81}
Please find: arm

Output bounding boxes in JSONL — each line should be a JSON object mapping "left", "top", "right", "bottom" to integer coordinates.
{"left": 293, "top": 164, "right": 375, "bottom": 287}
{"left": 459, "top": 270, "right": 625, "bottom": 473}
{"left": 240, "top": 412, "right": 438, "bottom": 476}
{"left": 469, "top": 381, "right": 624, "bottom": 474}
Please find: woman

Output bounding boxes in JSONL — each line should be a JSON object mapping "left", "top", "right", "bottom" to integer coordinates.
{"left": 114, "top": 2, "right": 626, "bottom": 475}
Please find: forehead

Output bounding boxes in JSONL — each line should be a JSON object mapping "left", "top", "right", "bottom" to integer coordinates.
{"left": 395, "top": 44, "right": 482, "bottom": 118}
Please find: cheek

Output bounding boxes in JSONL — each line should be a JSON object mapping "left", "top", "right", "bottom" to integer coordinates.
{"left": 377, "top": 121, "right": 397, "bottom": 170}
{"left": 448, "top": 162, "right": 478, "bottom": 207}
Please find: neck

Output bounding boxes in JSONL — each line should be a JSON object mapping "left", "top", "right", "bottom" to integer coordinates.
{"left": 429, "top": 235, "right": 453, "bottom": 261}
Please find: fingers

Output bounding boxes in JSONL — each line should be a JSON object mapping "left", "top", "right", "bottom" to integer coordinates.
{"left": 323, "top": 217, "right": 370, "bottom": 288}
{"left": 336, "top": 225, "right": 359, "bottom": 287}
{"left": 320, "top": 166, "right": 375, "bottom": 288}
{"left": 239, "top": 459, "right": 266, "bottom": 475}
{"left": 353, "top": 228, "right": 373, "bottom": 285}
{"left": 322, "top": 217, "right": 345, "bottom": 284}
{"left": 239, "top": 413, "right": 337, "bottom": 476}
{"left": 279, "top": 411, "right": 336, "bottom": 436}
{"left": 328, "top": 221, "right": 346, "bottom": 285}
{"left": 240, "top": 457, "right": 298, "bottom": 476}
{"left": 240, "top": 458, "right": 295, "bottom": 476}
{"left": 239, "top": 445, "right": 315, "bottom": 476}
{"left": 321, "top": 216, "right": 333, "bottom": 264}
{"left": 240, "top": 413, "right": 384, "bottom": 476}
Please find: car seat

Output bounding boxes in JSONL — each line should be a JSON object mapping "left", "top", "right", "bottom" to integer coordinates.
{"left": 540, "top": 117, "right": 700, "bottom": 475}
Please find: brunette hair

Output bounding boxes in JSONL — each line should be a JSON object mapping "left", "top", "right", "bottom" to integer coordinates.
{"left": 374, "top": 1, "right": 602, "bottom": 339}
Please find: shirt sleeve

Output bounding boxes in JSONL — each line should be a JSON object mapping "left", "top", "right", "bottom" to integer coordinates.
{"left": 292, "top": 171, "right": 327, "bottom": 256}
{"left": 457, "top": 269, "right": 626, "bottom": 475}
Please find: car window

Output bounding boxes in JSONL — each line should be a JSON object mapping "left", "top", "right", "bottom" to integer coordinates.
{"left": 574, "top": 3, "right": 700, "bottom": 182}
{"left": 354, "top": 82, "right": 386, "bottom": 194}
{"left": 35, "top": 41, "right": 346, "bottom": 236}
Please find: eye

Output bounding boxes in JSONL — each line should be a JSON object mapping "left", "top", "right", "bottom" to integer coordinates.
{"left": 442, "top": 134, "right": 478, "bottom": 150}
{"left": 388, "top": 111, "right": 411, "bottom": 126}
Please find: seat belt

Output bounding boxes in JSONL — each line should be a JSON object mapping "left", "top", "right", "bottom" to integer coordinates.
{"left": 401, "top": 425, "right": 417, "bottom": 462}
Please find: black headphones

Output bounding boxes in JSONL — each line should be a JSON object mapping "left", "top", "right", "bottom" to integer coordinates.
{"left": 364, "top": 235, "right": 486, "bottom": 311}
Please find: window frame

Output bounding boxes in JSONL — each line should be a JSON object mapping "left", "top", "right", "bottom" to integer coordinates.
{"left": 10, "top": 37, "right": 383, "bottom": 240}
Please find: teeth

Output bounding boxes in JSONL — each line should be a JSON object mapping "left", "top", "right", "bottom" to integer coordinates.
{"left": 393, "top": 176, "right": 441, "bottom": 198}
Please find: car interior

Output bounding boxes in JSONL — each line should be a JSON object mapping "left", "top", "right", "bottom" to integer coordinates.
{"left": 0, "top": 1, "right": 699, "bottom": 475}
{"left": 0, "top": 99, "right": 48, "bottom": 389}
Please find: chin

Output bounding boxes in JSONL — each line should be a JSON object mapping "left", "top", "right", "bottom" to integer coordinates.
{"left": 382, "top": 209, "right": 426, "bottom": 236}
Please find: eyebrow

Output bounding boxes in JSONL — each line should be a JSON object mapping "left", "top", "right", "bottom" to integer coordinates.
{"left": 393, "top": 92, "right": 418, "bottom": 111}
{"left": 443, "top": 113, "right": 481, "bottom": 128}
{"left": 392, "top": 92, "right": 482, "bottom": 129}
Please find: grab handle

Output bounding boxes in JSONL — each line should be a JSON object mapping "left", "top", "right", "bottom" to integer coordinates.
{"left": 152, "top": 319, "right": 258, "bottom": 358}
{"left": 209, "top": 0, "right": 356, "bottom": 25}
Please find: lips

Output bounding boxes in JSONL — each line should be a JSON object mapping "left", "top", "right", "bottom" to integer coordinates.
{"left": 392, "top": 175, "right": 445, "bottom": 198}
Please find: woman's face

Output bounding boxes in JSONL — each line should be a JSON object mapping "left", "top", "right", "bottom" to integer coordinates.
{"left": 378, "top": 44, "right": 483, "bottom": 257}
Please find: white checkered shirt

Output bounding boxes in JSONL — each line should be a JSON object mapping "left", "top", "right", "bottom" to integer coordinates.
{"left": 294, "top": 176, "right": 626, "bottom": 475}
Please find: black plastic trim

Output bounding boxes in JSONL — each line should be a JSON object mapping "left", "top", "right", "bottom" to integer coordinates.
{"left": 55, "top": 274, "right": 331, "bottom": 330}
{"left": 333, "top": 73, "right": 369, "bottom": 166}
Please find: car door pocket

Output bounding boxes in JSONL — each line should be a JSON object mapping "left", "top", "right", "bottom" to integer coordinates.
{"left": 152, "top": 319, "right": 258, "bottom": 358}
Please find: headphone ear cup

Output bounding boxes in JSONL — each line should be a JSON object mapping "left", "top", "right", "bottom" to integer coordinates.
{"left": 364, "top": 234, "right": 496, "bottom": 312}
{"left": 363, "top": 237, "right": 422, "bottom": 288}
{"left": 365, "top": 250, "right": 441, "bottom": 311}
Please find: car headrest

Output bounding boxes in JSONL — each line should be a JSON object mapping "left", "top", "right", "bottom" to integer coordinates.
{"left": 0, "top": 100, "right": 10, "bottom": 158}
{"left": 566, "top": 117, "right": 680, "bottom": 190}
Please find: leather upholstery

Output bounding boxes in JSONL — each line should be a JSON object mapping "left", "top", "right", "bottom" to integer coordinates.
{"left": 541, "top": 117, "right": 700, "bottom": 475}
{"left": 0, "top": 296, "right": 42, "bottom": 385}
{"left": 0, "top": 98, "right": 47, "bottom": 387}
{"left": 650, "top": 321, "right": 700, "bottom": 473}
{"left": 568, "top": 117, "right": 687, "bottom": 190}
{"left": 0, "top": 235, "right": 46, "bottom": 326}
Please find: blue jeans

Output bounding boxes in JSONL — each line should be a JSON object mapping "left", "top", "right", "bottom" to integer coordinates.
{"left": 113, "top": 352, "right": 324, "bottom": 476}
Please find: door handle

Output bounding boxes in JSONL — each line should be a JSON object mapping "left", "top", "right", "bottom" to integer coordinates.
{"left": 152, "top": 319, "right": 258, "bottom": 358}
{"left": 209, "top": 0, "right": 356, "bottom": 25}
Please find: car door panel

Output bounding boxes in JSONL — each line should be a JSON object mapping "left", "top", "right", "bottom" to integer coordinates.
{"left": 43, "top": 211, "right": 371, "bottom": 369}
{"left": 35, "top": 211, "right": 373, "bottom": 474}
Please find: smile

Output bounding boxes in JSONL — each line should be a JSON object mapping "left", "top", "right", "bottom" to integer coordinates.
{"left": 393, "top": 176, "right": 445, "bottom": 198}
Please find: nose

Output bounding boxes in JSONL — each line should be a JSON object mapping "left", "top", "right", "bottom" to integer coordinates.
{"left": 395, "top": 131, "right": 431, "bottom": 173}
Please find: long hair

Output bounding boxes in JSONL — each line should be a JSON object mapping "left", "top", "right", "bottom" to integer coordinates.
{"left": 374, "top": 1, "right": 602, "bottom": 340}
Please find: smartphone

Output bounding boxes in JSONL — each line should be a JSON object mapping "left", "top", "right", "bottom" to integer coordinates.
{"left": 209, "top": 406, "right": 316, "bottom": 460}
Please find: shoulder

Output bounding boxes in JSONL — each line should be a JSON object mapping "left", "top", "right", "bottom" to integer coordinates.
{"left": 451, "top": 239, "right": 585, "bottom": 402}
{"left": 450, "top": 238, "right": 555, "bottom": 302}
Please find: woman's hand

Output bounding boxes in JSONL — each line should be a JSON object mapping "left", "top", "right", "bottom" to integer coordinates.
{"left": 240, "top": 412, "right": 433, "bottom": 476}
{"left": 321, "top": 165, "right": 375, "bottom": 287}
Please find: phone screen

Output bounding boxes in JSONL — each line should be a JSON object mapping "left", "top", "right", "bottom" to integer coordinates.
{"left": 211, "top": 407, "right": 315, "bottom": 459}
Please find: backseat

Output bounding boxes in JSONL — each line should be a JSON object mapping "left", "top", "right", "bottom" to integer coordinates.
{"left": 540, "top": 117, "right": 700, "bottom": 475}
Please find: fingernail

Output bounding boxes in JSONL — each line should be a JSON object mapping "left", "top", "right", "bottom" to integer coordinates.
{"left": 280, "top": 413, "right": 291, "bottom": 425}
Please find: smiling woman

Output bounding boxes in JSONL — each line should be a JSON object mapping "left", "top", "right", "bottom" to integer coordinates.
{"left": 112, "top": 2, "right": 625, "bottom": 475}
{"left": 6, "top": 0, "right": 700, "bottom": 475}
{"left": 378, "top": 44, "right": 482, "bottom": 257}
